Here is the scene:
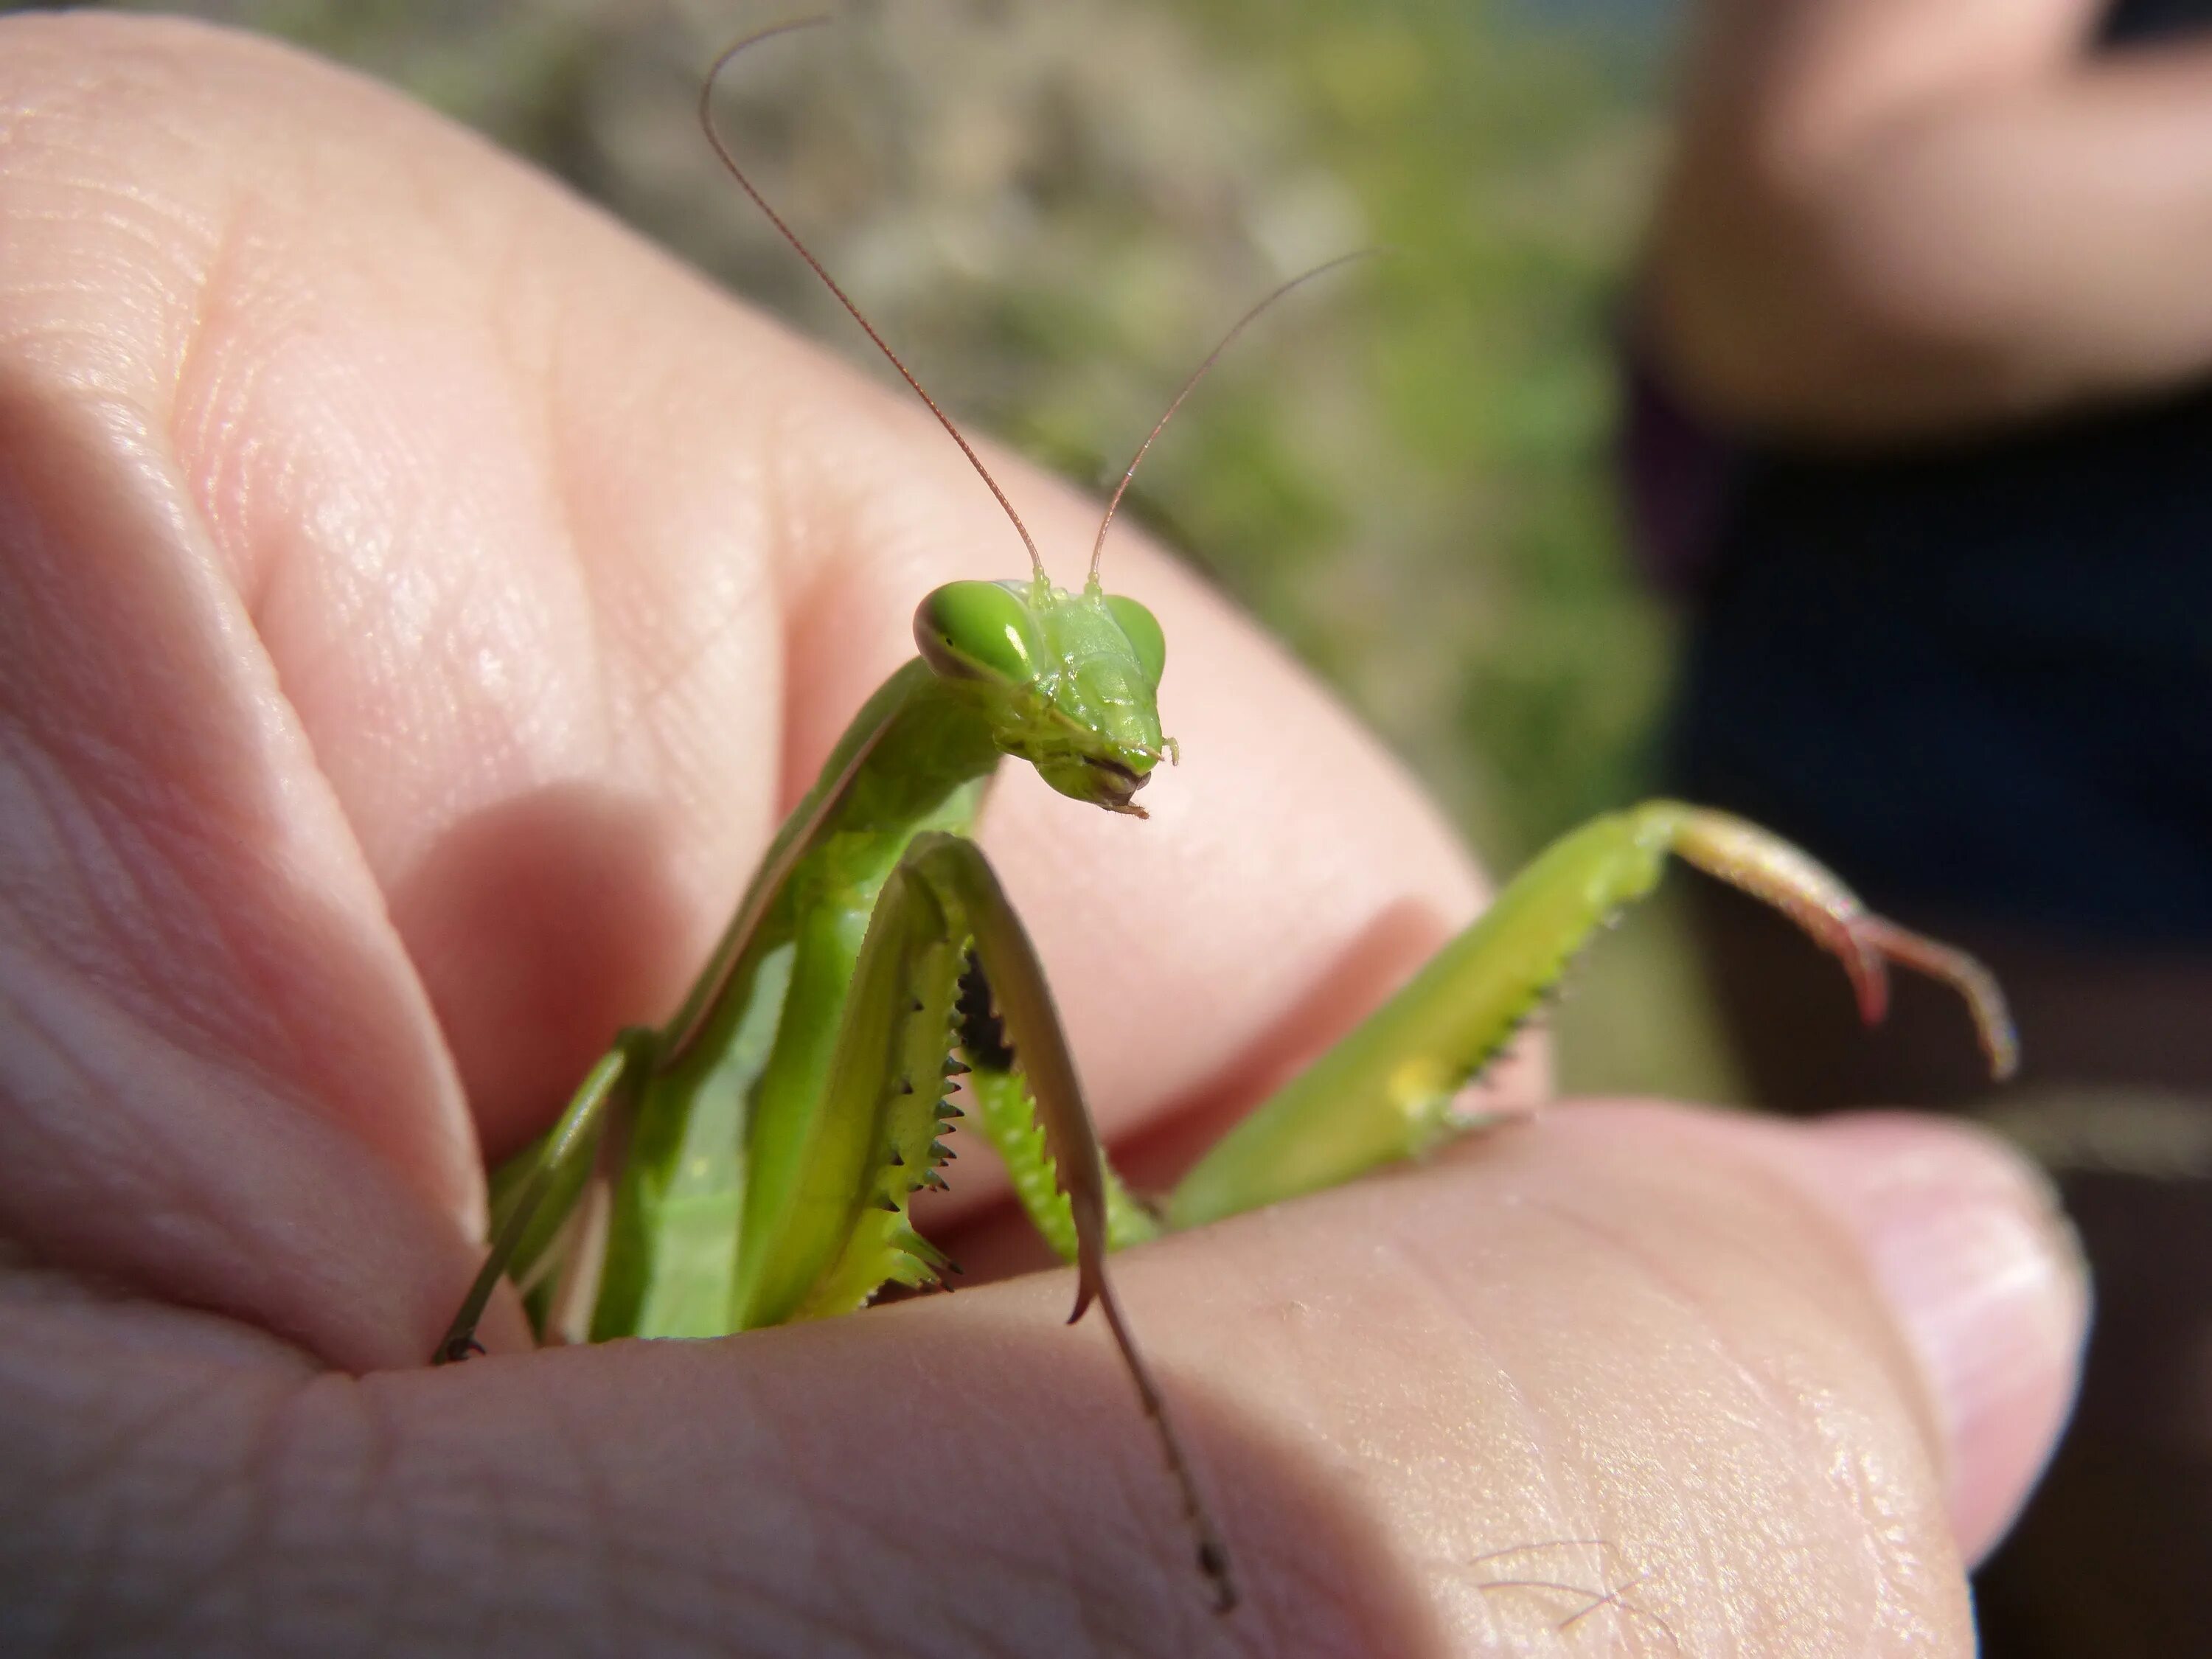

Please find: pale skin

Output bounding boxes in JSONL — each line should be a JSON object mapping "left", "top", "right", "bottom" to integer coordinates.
{"left": 1650, "top": 0, "right": 2212, "bottom": 437}
{"left": 0, "top": 16, "right": 2087, "bottom": 1656}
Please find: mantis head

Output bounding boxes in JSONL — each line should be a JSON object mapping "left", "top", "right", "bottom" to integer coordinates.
{"left": 914, "top": 576, "right": 1171, "bottom": 816}
{"left": 896, "top": 256, "right": 1366, "bottom": 819}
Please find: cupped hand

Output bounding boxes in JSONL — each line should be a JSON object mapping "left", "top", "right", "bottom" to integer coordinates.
{"left": 0, "top": 17, "right": 2084, "bottom": 1655}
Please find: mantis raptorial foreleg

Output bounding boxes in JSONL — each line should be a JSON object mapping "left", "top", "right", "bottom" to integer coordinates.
{"left": 821, "top": 831, "right": 1231, "bottom": 1606}
{"left": 440, "top": 818, "right": 1235, "bottom": 1607}
{"left": 959, "top": 959, "right": 1163, "bottom": 1259}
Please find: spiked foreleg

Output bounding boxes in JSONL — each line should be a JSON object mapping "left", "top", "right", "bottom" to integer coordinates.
{"left": 956, "top": 958, "right": 1161, "bottom": 1259}
{"left": 898, "top": 832, "right": 1236, "bottom": 1613}
{"left": 1166, "top": 800, "right": 2017, "bottom": 1232}
{"left": 750, "top": 859, "right": 970, "bottom": 1328}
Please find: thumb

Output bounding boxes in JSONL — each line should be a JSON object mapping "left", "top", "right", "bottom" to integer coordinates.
{"left": 1745, "top": 1110, "right": 2090, "bottom": 1565}
{"left": 3, "top": 1102, "right": 2084, "bottom": 1656}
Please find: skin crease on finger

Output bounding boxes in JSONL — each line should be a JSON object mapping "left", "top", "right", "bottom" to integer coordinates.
{"left": 0, "top": 15, "right": 2020, "bottom": 1655}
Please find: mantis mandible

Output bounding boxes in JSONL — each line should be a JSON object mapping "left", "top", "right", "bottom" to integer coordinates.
{"left": 434, "top": 18, "right": 2019, "bottom": 1616}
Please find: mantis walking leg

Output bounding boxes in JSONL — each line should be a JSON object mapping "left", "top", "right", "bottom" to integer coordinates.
{"left": 434, "top": 1028, "right": 658, "bottom": 1363}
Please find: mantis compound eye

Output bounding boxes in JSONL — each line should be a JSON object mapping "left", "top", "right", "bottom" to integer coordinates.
{"left": 1104, "top": 594, "right": 1166, "bottom": 686}
{"left": 915, "top": 580, "right": 1040, "bottom": 685}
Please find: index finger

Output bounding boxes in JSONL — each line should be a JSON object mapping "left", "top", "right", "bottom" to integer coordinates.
{"left": 0, "top": 15, "right": 1502, "bottom": 1367}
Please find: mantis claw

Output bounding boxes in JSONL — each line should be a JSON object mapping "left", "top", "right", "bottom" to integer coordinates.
{"left": 1669, "top": 805, "right": 2020, "bottom": 1078}
{"left": 1851, "top": 914, "right": 2020, "bottom": 1079}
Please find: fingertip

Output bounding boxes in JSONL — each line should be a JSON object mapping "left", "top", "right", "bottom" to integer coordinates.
{"left": 1765, "top": 1113, "right": 2090, "bottom": 1561}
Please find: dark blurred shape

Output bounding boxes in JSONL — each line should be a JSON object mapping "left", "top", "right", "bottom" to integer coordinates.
{"left": 1674, "top": 380, "right": 2212, "bottom": 948}
{"left": 1640, "top": 1, "right": 2212, "bottom": 1652}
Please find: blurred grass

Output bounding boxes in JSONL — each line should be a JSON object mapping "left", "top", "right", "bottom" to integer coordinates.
{"left": 77, "top": 0, "right": 1740, "bottom": 1102}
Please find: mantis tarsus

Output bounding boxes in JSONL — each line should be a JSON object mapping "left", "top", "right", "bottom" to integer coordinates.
{"left": 434, "top": 18, "right": 2019, "bottom": 1616}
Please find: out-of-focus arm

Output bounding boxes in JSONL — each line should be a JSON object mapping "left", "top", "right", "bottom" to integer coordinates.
{"left": 1647, "top": 0, "right": 2212, "bottom": 439}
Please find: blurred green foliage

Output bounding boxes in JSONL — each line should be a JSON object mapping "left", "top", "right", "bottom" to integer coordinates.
{"left": 78, "top": 0, "right": 1739, "bottom": 1097}
{"left": 91, "top": 0, "right": 1669, "bottom": 854}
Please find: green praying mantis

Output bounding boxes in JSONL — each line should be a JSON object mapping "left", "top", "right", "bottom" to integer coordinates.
{"left": 434, "top": 19, "right": 2019, "bottom": 1616}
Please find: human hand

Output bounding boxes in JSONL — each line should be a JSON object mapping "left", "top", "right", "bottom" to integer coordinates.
{"left": 0, "top": 17, "right": 2084, "bottom": 1654}
{"left": 1652, "top": 0, "right": 2212, "bottom": 435}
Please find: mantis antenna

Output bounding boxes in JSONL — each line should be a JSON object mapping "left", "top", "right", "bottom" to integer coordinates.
{"left": 700, "top": 18, "right": 1048, "bottom": 582}
{"left": 1088, "top": 248, "right": 1378, "bottom": 584}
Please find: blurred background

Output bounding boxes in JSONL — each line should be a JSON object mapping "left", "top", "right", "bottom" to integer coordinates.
{"left": 53, "top": 0, "right": 1727, "bottom": 1100}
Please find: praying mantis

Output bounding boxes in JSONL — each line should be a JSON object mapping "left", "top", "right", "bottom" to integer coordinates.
{"left": 434, "top": 20, "right": 2019, "bottom": 1616}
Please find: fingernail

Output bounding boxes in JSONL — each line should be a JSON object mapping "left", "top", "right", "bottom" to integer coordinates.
{"left": 1781, "top": 1114, "right": 2090, "bottom": 1562}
